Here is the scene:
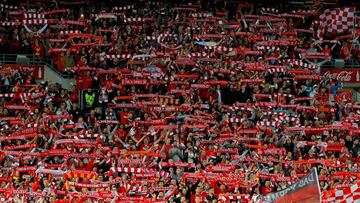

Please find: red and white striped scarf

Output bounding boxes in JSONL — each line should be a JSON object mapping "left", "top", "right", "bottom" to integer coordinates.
{"left": 73, "top": 132, "right": 104, "bottom": 140}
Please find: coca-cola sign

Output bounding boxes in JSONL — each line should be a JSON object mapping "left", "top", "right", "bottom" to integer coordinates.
{"left": 321, "top": 68, "right": 360, "bottom": 83}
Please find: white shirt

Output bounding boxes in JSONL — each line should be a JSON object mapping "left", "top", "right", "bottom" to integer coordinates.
{"left": 217, "top": 89, "right": 222, "bottom": 104}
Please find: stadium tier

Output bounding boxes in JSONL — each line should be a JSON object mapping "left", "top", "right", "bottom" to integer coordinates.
{"left": 0, "top": 0, "right": 360, "bottom": 203}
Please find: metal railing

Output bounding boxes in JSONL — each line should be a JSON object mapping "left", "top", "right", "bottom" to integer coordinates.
{"left": 0, "top": 54, "right": 73, "bottom": 79}
{"left": 320, "top": 58, "right": 360, "bottom": 69}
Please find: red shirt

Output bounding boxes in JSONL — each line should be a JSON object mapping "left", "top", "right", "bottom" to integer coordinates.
{"left": 76, "top": 74, "right": 93, "bottom": 89}
{"left": 119, "top": 112, "right": 133, "bottom": 125}
{"left": 323, "top": 48, "right": 331, "bottom": 56}
{"left": 262, "top": 185, "right": 274, "bottom": 195}
{"left": 115, "top": 129, "right": 126, "bottom": 139}
{"left": 340, "top": 46, "right": 350, "bottom": 60}
{"left": 57, "top": 56, "right": 64, "bottom": 72}
{"left": 85, "top": 159, "right": 94, "bottom": 171}
{"left": 191, "top": 194, "right": 202, "bottom": 203}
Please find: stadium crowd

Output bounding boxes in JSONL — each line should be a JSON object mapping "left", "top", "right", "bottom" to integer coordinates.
{"left": 0, "top": 0, "right": 360, "bottom": 202}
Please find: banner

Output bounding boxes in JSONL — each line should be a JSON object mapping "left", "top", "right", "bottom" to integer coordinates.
{"left": 256, "top": 168, "right": 321, "bottom": 203}
{"left": 0, "top": 64, "right": 44, "bottom": 80}
{"left": 321, "top": 68, "right": 360, "bottom": 83}
{"left": 317, "top": 7, "right": 355, "bottom": 39}
{"left": 322, "top": 181, "right": 360, "bottom": 202}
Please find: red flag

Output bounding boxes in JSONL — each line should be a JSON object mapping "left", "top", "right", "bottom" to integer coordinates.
{"left": 317, "top": 7, "right": 355, "bottom": 39}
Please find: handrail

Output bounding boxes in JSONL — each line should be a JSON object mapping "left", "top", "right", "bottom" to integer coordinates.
{"left": 0, "top": 54, "right": 74, "bottom": 79}
{"left": 320, "top": 58, "right": 360, "bottom": 69}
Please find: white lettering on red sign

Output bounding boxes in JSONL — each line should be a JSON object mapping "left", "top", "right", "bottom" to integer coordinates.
{"left": 322, "top": 71, "right": 352, "bottom": 82}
